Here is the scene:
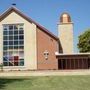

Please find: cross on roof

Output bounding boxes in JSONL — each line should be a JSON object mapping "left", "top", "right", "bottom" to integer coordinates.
{"left": 12, "top": 3, "right": 16, "bottom": 6}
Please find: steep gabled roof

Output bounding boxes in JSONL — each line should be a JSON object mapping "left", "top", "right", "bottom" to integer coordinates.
{"left": 0, "top": 7, "right": 59, "bottom": 40}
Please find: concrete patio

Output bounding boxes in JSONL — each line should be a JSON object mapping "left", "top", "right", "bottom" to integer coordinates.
{"left": 0, "top": 70, "right": 90, "bottom": 77}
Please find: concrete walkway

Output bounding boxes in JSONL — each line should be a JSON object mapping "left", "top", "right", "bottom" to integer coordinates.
{"left": 0, "top": 70, "right": 90, "bottom": 77}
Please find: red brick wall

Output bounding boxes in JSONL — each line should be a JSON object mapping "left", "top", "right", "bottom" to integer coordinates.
{"left": 36, "top": 27, "right": 58, "bottom": 70}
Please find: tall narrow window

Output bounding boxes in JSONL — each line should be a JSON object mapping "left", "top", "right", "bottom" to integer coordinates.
{"left": 3, "top": 24, "right": 24, "bottom": 66}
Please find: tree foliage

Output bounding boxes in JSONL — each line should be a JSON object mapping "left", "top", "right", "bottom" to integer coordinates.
{"left": 77, "top": 29, "right": 90, "bottom": 52}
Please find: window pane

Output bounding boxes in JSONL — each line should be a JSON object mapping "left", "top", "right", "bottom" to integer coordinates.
{"left": 9, "top": 41, "right": 13, "bottom": 45}
{"left": 9, "top": 25, "right": 13, "bottom": 30}
{"left": 19, "top": 51, "right": 24, "bottom": 57}
{"left": 14, "top": 46, "right": 18, "bottom": 49}
{"left": 3, "top": 46, "right": 8, "bottom": 50}
{"left": 3, "top": 57, "right": 9, "bottom": 61}
{"left": 19, "top": 41, "right": 24, "bottom": 45}
{"left": 19, "top": 60, "right": 24, "bottom": 66}
{"left": 9, "top": 46, "right": 13, "bottom": 49}
{"left": 4, "top": 31, "right": 8, "bottom": 35}
{"left": 9, "top": 56, "right": 14, "bottom": 61}
{"left": 14, "top": 36, "right": 18, "bottom": 40}
{"left": 9, "top": 31, "right": 13, "bottom": 35}
{"left": 3, "top": 62, "right": 8, "bottom": 66}
{"left": 19, "top": 46, "right": 24, "bottom": 49}
{"left": 19, "top": 59, "right": 24, "bottom": 61}
{"left": 3, "top": 36, "right": 8, "bottom": 40}
{"left": 9, "top": 62, "right": 14, "bottom": 66}
{"left": 13, "top": 51, "right": 18, "bottom": 55}
{"left": 3, "top": 41, "right": 8, "bottom": 45}
{"left": 19, "top": 35, "right": 24, "bottom": 39}
{"left": 19, "top": 51, "right": 24, "bottom": 54}
{"left": 19, "top": 24, "right": 23, "bottom": 30}
{"left": 14, "top": 25, "right": 18, "bottom": 30}
{"left": 14, "top": 62, "right": 18, "bottom": 66}
{"left": 14, "top": 56, "right": 19, "bottom": 62}
{"left": 14, "top": 41, "right": 18, "bottom": 45}
{"left": 9, "top": 36, "right": 13, "bottom": 40}
{"left": 19, "top": 30, "right": 24, "bottom": 34}
{"left": 8, "top": 51, "right": 13, "bottom": 56}
{"left": 3, "top": 57, "right": 8, "bottom": 62}
{"left": 3, "top": 25, "right": 8, "bottom": 31}
{"left": 3, "top": 52, "right": 8, "bottom": 56}
{"left": 14, "top": 31, "right": 18, "bottom": 34}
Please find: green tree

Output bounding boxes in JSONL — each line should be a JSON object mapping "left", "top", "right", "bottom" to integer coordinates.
{"left": 77, "top": 29, "right": 90, "bottom": 52}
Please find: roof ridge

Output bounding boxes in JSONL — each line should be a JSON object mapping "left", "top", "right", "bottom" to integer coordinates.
{"left": 0, "top": 7, "right": 59, "bottom": 40}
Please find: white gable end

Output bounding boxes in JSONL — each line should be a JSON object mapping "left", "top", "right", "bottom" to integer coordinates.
{"left": 0, "top": 11, "right": 37, "bottom": 70}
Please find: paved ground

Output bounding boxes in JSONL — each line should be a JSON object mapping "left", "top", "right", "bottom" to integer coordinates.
{"left": 0, "top": 70, "right": 90, "bottom": 76}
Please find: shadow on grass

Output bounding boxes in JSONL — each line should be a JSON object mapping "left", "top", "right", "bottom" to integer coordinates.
{"left": 0, "top": 78, "right": 25, "bottom": 90}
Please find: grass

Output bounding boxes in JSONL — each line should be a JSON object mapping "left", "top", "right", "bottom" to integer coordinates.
{"left": 0, "top": 75, "right": 90, "bottom": 90}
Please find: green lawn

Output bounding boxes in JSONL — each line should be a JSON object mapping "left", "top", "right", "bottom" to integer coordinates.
{"left": 0, "top": 75, "right": 90, "bottom": 90}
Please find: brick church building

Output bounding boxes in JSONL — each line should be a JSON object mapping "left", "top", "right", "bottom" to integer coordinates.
{"left": 0, "top": 6, "right": 90, "bottom": 70}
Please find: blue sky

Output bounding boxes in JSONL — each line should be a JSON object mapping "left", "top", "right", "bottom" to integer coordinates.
{"left": 0, "top": 0, "right": 90, "bottom": 52}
